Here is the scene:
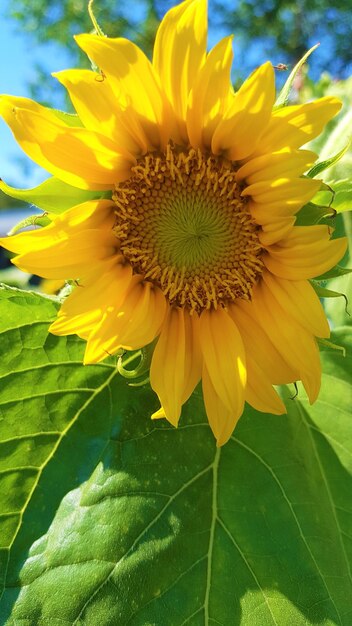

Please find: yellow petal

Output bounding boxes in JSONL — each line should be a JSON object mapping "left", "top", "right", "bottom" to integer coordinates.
{"left": 264, "top": 226, "right": 347, "bottom": 279}
{"left": 150, "top": 308, "right": 202, "bottom": 427}
{"left": 244, "top": 359, "right": 286, "bottom": 415}
{"left": 236, "top": 149, "right": 317, "bottom": 184}
{"left": 243, "top": 177, "right": 320, "bottom": 205}
{"left": 153, "top": 0, "right": 207, "bottom": 143}
{"left": 187, "top": 36, "right": 233, "bottom": 150}
{"left": 202, "top": 365, "right": 238, "bottom": 446}
{"left": 262, "top": 271, "right": 330, "bottom": 338}
{"left": 249, "top": 198, "right": 307, "bottom": 225}
{"left": 0, "top": 200, "right": 118, "bottom": 280}
{"left": 199, "top": 308, "right": 246, "bottom": 414}
{"left": 50, "top": 260, "right": 132, "bottom": 339}
{"left": 252, "top": 280, "right": 322, "bottom": 403}
{"left": 53, "top": 69, "right": 144, "bottom": 155}
{"left": 229, "top": 299, "right": 297, "bottom": 385}
{"left": 0, "top": 96, "right": 135, "bottom": 190}
{"left": 12, "top": 230, "right": 117, "bottom": 279}
{"left": 75, "top": 34, "right": 171, "bottom": 150}
{"left": 259, "top": 217, "right": 296, "bottom": 246}
{"left": 151, "top": 406, "right": 167, "bottom": 421}
{"left": 228, "top": 303, "right": 287, "bottom": 414}
{"left": 0, "top": 199, "right": 115, "bottom": 255}
{"left": 84, "top": 280, "right": 167, "bottom": 363}
{"left": 211, "top": 62, "right": 275, "bottom": 160}
{"left": 254, "top": 97, "right": 342, "bottom": 154}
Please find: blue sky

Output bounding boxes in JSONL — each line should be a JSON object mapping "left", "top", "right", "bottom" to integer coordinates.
{"left": 0, "top": 9, "right": 72, "bottom": 187}
{"left": 0, "top": 1, "right": 349, "bottom": 189}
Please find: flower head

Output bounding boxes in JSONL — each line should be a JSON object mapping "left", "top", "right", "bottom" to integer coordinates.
{"left": 0, "top": 0, "right": 347, "bottom": 445}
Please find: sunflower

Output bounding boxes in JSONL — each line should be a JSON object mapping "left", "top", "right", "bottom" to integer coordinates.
{"left": 0, "top": 0, "right": 347, "bottom": 445}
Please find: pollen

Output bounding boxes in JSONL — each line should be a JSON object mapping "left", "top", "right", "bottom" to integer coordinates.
{"left": 113, "top": 143, "right": 264, "bottom": 312}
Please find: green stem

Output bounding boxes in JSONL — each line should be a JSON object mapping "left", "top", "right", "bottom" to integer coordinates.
{"left": 88, "top": 0, "right": 105, "bottom": 36}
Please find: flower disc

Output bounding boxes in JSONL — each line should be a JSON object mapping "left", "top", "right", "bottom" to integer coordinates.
{"left": 113, "top": 143, "right": 263, "bottom": 312}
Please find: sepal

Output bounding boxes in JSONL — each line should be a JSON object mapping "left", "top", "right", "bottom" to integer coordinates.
{"left": 274, "top": 44, "right": 320, "bottom": 108}
{"left": 0, "top": 176, "right": 111, "bottom": 214}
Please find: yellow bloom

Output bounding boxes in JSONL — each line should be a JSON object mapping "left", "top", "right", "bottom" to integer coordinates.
{"left": 0, "top": 0, "right": 347, "bottom": 445}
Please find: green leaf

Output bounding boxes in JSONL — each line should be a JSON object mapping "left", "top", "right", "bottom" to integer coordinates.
{"left": 318, "top": 337, "right": 346, "bottom": 356}
{"left": 88, "top": 0, "right": 106, "bottom": 37}
{"left": 1, "top": 288, "right": 352, "bottom": 625}
{"left": 315, "top": 264, "right": 352, "bottom": 281}
{"left": 313, "top": 283, "right": 349, "bottom": 304}
{"left": 313, "top": 284, "right": 347, "bottom": 298}
{"left": 0, "top": 177, "right": 111, "bottom": 214}
{"left": 294, "top": 201, "right": 335, "bottom": 226}
{"left": 274, "top": 44, "right": 320, "bottom": 108}
{"left": 307, "top": 142, "right": 351, "bottom": 179}
{"left": 313, "top": 179, "right": 352, "bottom": 213}
{"left": 315, "top": 106, "right": 352, "bottom": 182}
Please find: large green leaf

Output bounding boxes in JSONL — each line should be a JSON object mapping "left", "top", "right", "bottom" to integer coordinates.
{"left": 0, "top": 287, "right": 352, "bottom": 625}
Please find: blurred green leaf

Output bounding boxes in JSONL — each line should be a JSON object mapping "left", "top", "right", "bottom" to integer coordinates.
{"left": 0, "top": 287, "right": 352, "bottom": 625}
{"left": 307, "top": 142, "right": 351, "bottom": 179}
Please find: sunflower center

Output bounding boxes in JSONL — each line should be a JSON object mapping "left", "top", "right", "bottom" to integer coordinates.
{"left": 113, "top": 143, "right": 263, "bottom": 312}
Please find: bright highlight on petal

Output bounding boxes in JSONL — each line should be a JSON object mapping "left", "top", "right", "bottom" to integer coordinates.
{"left": 75, "top": 34, "right": 171, "bottom": 150}
{"left": 187, "top": 35, "right": 234, "bottom": 150}
{"left": 53, "top": 69, "right": 144, "bottom": 155}
{"left": 0, "top": 96, "right": 135, "bottom": 189}
{"left": 211, "top": 61, "right": 276, "bottom": 160}
{"left": 153, "top": 0, "right": 207, "bottom": 143}
{"left": 0, "top": 0, "right": 346, "bottom": 446}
